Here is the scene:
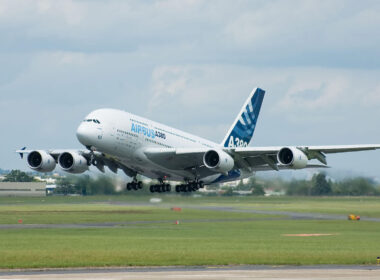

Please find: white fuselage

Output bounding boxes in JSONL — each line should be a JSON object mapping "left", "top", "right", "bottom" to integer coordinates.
{"left": 76, "top": 109, "right": 251, "bottom": 184}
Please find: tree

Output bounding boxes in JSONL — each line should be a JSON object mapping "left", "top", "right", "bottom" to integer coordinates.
{"left": 251, "top": 185, "right": 265, "bottom": 196}
{"left": 55, "top": 175, "right": 116, "bottom": 195}
{"left": 310, "top": 173, "right": 332, "bottom": 196}
{"left": 2, "top": 170, "right": 36, "bottom": 182}
{"left": 332, "top": 177, "right": 379, "bottom": 196}
{"left": 286, "top": 180, "right": 311, "bottom": 196}
{"left": 222, "top": 187, "right": 234, "bottom": 196}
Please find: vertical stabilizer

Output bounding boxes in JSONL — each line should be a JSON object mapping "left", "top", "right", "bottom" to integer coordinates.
{"left": 222, "top": 87, "right": 265, "bottom": 148}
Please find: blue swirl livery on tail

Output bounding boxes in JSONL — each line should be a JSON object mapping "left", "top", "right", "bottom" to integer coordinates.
{"left": 222, "top": 87, "right": 265, "bottom": 148}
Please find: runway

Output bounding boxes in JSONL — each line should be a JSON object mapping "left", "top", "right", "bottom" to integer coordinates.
{"left": 1, "top": 266, "right": 380, "bottom": 279}
{"left": 1, "top": 203, "right": 379, "bottom": 230}
{"left": 0, "top": 217, "right": 290, "bottom": 230}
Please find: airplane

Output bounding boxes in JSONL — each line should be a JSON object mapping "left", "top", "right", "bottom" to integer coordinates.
{"left": 17, "top": 87, "right": 380, "bottom": 193}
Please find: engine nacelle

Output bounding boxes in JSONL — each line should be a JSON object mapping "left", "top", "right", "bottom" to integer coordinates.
{"left": 277, "top": 147, "right": 308, "bottom": 169}
{"left": 27, "top": 150, "right": 56, "bottom": 172}
{"left": 58, "top": 152, "right": 88, "bottom": 174}
{"left": 203, "top": 150, "right": 234, "bottom": 173}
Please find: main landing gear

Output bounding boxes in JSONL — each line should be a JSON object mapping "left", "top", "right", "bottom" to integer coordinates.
{"left": 149, "top": 183, "right": 171, "bottom": 193}
{"left": 126, "top": 181, "right": 143, "bottom": 191}
{"left": 175, "top": 181, "right": 204, "bottom": 193}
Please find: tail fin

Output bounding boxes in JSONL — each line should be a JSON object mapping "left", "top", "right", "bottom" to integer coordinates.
{"left": 222, "top": 87, "right": 265, "bottom": 148}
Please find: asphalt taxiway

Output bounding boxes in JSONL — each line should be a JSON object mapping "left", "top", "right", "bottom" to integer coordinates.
{"left": 1, "top": 266, "right": 380, "bottom": 280}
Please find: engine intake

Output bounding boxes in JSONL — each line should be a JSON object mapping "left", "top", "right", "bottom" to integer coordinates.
{"left": 27, "top": 150, "right": 56, "bottom": 172}
{"left": 203, "top": 150, "right": 234, "bottom": 173}
{"left": 58, "top": 152, "right": 88, "bottom": 174}
{"left": 277, "top": 147, "right": 308, "bottom": 169}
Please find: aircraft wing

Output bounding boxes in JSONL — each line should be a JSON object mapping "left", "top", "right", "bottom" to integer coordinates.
{"left": 16, "top": 148, "right": 139, "bottom": 177}
{"left": 16, "top": 149, "right": 84, "bottom": 158}
{"left": 230, "top": 144, "right": 380, "bottom": 170}
{"left": 232, "top": 144, "right": 380, "bottom": 155}
{"left": 144, "top": 144, "right": 380, "bottom": 174}
{"left": 144, "top": 147, "right": 208, "bottom": 170}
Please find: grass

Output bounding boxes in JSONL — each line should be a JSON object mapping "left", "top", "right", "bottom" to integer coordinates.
{"left": 1, "top": 221, "right": 379, "bottom": 268}
{"left": 0, "top": 204, "right": 274, "bottom": 224}
{"left": 227, "top": 196, "right": 380, "bottom": 218}
{"left": 0, "top": 195, "right": 380, "bottom": 268}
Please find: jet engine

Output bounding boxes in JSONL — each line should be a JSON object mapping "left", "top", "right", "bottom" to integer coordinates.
{"left": 277, "top": 147, "right": 308, "bottom": 169}
{"left": 27, "top": 150, "right": 56, "bottom": 172}
{"left": 203, "top": 150, "right": 234, "bottom": 173}
{"left": 58, "top": 152, "right": 89, "bottom": 174}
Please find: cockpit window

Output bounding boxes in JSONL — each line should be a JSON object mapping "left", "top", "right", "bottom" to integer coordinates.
{"left": 83, "top": 119, "right": 101, "bottom": 124}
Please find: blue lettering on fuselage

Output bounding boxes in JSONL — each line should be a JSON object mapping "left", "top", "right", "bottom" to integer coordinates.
{"left": 131, "top": 123, "right": 156, "bottom": 139}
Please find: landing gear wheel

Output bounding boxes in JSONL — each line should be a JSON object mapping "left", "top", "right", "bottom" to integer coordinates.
{"left": 132, "top": 183, "right": 138, "bottom": 190}
{"left": 198, "top": 181, "right": 204, "bottom": 188}
{"left": 150, "top": 185, "right": 155, "bottom": 193}
{"left": 138, "top": 181, "right": 143, "bottom": 189}
{"left": 175, "top": 185, "right": 180, "bottom": 192}
{"left": 165, "top": 184, "right": 171, "bottom": 192}
{"left": 126, "top": 183, "right": 132, "bottom": 191}
{"left": 155, "top": 185, "right": 161, "bottom": 193}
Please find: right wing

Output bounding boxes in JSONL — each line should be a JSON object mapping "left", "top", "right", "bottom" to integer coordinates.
{"left": 16, "top": 148, "right": 138, "bottom": 177}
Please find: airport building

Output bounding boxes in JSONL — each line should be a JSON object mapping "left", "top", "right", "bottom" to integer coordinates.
{"left": 0, "top": 182, "right": 47, "bottom": 197}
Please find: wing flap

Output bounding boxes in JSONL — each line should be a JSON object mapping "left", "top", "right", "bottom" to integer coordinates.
{"left": 144, "top": 147, "right": 208, "bottom": 170}
{"left": 305, "top": 144, "right": 380, "bottom": 154}
{"left": 230, "top": 144, "right": 380, "bottom": 156}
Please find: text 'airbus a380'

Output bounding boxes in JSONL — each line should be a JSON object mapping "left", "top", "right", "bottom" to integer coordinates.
{"left": 18, "top": 88, "right": 380, "bottom": 193}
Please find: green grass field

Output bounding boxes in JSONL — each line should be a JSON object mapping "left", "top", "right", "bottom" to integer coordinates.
{"left": 0, "top": 195, "right": 380, "bottom": 268}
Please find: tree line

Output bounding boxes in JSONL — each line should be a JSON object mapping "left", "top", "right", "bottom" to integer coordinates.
{"left": 1, "top": 170, "right": 379, "bottom": 196}
{"left": 283, "top": 173, "right": 380, "bottom": 196}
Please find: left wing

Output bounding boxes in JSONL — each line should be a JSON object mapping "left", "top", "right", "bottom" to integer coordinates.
{"left": 231, "top": 144, "right": 380, "bottom": 168}
{"left": 143, "top": 144, "right": 380, "bottom": 174}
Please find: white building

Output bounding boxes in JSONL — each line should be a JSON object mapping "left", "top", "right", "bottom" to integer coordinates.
{"left": 0, "top": 182, "right": 47, "bottom": 197}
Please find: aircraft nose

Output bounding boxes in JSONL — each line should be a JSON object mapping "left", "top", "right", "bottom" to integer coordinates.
{"left": 76, "top": 122, "right": 91, "bottom": 146}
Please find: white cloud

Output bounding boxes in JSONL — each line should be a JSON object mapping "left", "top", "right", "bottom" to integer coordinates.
{"left": 149, "top": 66, "right": 190, "bottom": 110}
{"left": 365, "top": 84, "right": 380, "bottom": 106}
{"left": 277, "top": 74, "right": 349, "bottom": 111}
{"left": 147, "top": 64, "right": 380, "bottom": 127}
{"left": 1, "top": 0, "right": 380, "bottom": 175}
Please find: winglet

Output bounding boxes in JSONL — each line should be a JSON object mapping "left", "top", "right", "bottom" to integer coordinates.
{"left": 222, "top": 87, "right": 265, "bottom": 148}
{"left": 17, "top": 147, "right": 27, "bottom": 159}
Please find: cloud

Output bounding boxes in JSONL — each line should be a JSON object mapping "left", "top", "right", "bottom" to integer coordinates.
{"left": 1, "top": 0, "right": 380, "bottom": 176}
{"left": 0, "top": 1, "right": 378, "bottom": 67}
{"left": 146, "top": 64, "right": 380, "bottom": 130}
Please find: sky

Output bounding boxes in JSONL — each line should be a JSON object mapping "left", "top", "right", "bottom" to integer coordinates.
{"left": 1, "top": 0, "right": 380, "bottom": 178}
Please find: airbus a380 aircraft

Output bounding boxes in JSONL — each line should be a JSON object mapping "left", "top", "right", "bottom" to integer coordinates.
{"left": 18, "top": 88, "right": 380, "bottom": 193}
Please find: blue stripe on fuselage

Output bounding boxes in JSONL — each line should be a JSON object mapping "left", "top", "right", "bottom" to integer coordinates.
{"left": 211, "top": 170, "right": 241, "bottom": 184}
